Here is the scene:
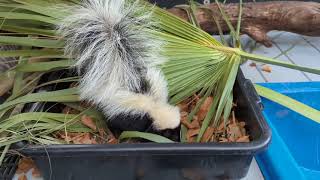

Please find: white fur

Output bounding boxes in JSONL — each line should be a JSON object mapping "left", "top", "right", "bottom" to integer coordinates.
{"left": 59, "top": 0, "right": 180, "bottom": 130}
{"left": 146, "top": 67, "right": 169, "bottom": 103}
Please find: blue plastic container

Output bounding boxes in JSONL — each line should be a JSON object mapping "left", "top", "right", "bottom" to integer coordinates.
{"left": 256, "top": 82, "right": 320, "bottom": 180}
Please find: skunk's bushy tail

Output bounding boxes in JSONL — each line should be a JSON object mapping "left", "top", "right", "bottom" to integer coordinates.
{"left": 59, "top": 0, "right": 180, "bottom": 130}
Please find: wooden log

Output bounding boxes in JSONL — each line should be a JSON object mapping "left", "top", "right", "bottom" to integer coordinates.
{"left": 167, "top": 1, "right": 320, "bottom": 47}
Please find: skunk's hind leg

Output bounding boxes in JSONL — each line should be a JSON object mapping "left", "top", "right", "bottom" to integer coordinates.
{"left": 99, "top": 67, "right": 180, "bottom": 130}
{"left": 109, "top": 89, "right": 180, "bottom": 130}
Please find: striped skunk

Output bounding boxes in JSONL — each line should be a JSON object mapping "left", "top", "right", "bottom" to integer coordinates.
{"left": 59, "top": 0, "right": 181, "bottom": 131}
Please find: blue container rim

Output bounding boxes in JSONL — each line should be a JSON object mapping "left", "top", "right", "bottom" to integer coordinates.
{"left": 256, "top": 81, "right": 320, "bottom": 180}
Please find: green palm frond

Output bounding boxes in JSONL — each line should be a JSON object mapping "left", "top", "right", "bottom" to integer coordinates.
{"left": 148, "top": 2, "right": 320, "bottom": 140}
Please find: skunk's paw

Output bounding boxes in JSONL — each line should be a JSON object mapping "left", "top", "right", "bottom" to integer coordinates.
{"left": 150, "top": 104, "right": 181, "bottom": 130}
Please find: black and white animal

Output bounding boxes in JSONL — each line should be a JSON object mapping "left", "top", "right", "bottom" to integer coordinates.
{"left": 59, "top": 0, "right": 180, "bottom": 130}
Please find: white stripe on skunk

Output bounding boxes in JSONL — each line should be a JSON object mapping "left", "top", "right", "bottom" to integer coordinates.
{"left": 59, "top": 0, "right": 180, "bottom": 130}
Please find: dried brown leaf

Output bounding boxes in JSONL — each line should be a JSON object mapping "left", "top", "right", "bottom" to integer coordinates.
{"left": 80, "top": 101, "right": 92, "bottom": 108}
{"left": 186, "top": 135, "right": 195, "bottom": 143}
{"left": 108, "top": 137, "right": 118, "bottom": 144}
{"left": 193, "top": 94, "right": 200, "bottom": 101}
{"left": 219, "top": 137, "right": 229, "bottom": 142}
{"left": 18, "top": 174, "right": 27, "bottom": 180}
{"left": 17, "top": 157, "right": 36, "bottom": 174}
{"left": 62, "top": 106, "right": 79, "bottom": 114}
{"left": 201, "top": 127, "right": 215, "bottom": 142}
{"left": 178, "top": 102, "right": 189, "bottom": 112}
{"left": 98, "top": 128, "right": 106, "bottom": 138}
{"left": 181, "top": 119, "right": 192, "bottom": 129}
{"left": 70, "top": 82, "right": 78, "bottom": 88}
{"left": 72, "top": 133, "right": 96, "bottom": 144}
{"left": 186, "top": 128, "right": 199, "bottom": 142}
{"left": 16, "top": 157, "right": 40, "bottom": 179}
{"left": 187, "top": 129, "right": 200, "bottom": 138}
{"left": 236, "top": 136, "right": 250, "bottom": 143}
{"left": 180, "top": 111, "right": 193, "bottom": 129}
{"left": 197, "top": 97, "right": 213, "bottom": 121}
{"left": 262, "top": 65, "right": 272, "bottom": 73}
{"left": 81, "top": 115, "right": 97, "bottom": 131}
{"left": 180, "top": 111, "right": 188, "bottom": 118}
{"left": 190, "top": 118, "right": 200, "bottom": 129}
{"left": 217, "top": 121, "right": 226, "bottom": 131}
{"left": 32, "top": 167, "right": 41, "bottom": 177}
{"left": 227, "top": 123, "right": 243, "bottom": 142}
{"left": 249, "top": 62, "right": 257, "bottom": 67}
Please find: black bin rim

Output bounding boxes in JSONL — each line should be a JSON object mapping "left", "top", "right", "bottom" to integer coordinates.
{"left": 17, "top": 134, "right": 271, "bottom": 156}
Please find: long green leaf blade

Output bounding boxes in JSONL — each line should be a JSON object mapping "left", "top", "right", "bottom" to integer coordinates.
{"left": 239, "top": 51, "right": 320, "bottom": 75}
{"left": 15, "top": 60, "right": 74, "bottom": 72}
{"left": 0, "top": 88, "right": 79, "bottom": 111}
{"left": 119, "top": 131, "right": 174, "bottom": 143}
{"left": 0, "top": 36, "right": 63, "bottom": 48}
{"left": 0, "top": 49, "right": 63, "bottom": 58}
{"left": 255, "top": 84, "right": 320, "bottom": 123}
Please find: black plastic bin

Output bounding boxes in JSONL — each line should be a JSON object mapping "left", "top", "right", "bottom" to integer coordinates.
{"left": 15, "top": 70, "right": 271, "bottom": 180}
{"left": 0, "top": 155, "right": 19, "bottom": 180}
